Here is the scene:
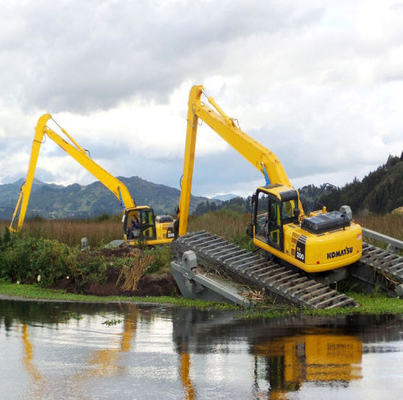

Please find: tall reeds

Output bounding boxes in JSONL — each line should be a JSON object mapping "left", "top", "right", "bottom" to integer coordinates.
{"left": 2, "top": 210, "right": 402, "bottom": 250}
{"left": 356, "top": 214, "right": 403, "bottom": 240}
{"left": 187, "top": 210, "right": 253, "bottom": 249}
{"left": 2, "top": 219, "right": 122, "bottom": 248}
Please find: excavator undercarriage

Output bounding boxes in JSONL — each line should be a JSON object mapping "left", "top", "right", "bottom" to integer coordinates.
{"left": 172, "top": 230, "right": 403, "bottom": 309}
{"left": 172, "top": 85, "right": 403, "bottom": 309}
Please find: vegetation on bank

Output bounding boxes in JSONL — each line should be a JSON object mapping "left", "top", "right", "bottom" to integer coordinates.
{"left": 1, "top": 281, "right": 403, "bottom": 318}
{"left": 0, "top": 282, "right": 236, "bottom": 310}
{"left": 0, "top": 226, "right": 174, "bottom": 295}
{"left": 1, "top": 209, "right": 403, "bottom": 317}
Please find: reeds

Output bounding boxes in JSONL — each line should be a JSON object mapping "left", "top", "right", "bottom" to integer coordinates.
{"left": 187, "top": 210, "right": 253, "bottom": 249}
{"left": 2, "top": 219, "right": 122, "bottom": 248}
{"left": 2, "top": 210, "right": 402, "bottom": 251}
{"left": 356, "top": 214, "right": 403, "bottom": 240}
{"left": 117, "top": 254, "right": 155, "bottom": 291}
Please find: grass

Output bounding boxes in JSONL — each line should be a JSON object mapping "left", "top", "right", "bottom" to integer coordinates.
{"left": 1, "top": 212, "right": 403, "bottom": 318}
{"left": 2, "top": 218, "right": 123, "bottom": 248}
{"left": 187, "top": 210, "right": 254, "bottom": 250}
{"left": 0, "top": 282, "right": 238, "bottom": 310}
{"left": 236, "top": 291, "right": 403, "bottom": 319}
{"left": 2, "top": 211, "right": 402, "bottom": 250}
{"left": 2, "top": 282, "right": 403, "bottom": 318}
{"left": 356, "top": 213, "right": 403, "bottom": 241}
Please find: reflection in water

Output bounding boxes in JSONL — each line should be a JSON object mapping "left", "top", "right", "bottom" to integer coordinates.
{"left": 180, "top": 351, "right": 196, "bottom": 400}
{"left": 1, "top": 299, "right": 403, "bottom": 399}
{"left": 22, "top": 323, "right": 45, "bottom": 398}
{"left": 253, "top": 334, "right": 362, "bottom": 399}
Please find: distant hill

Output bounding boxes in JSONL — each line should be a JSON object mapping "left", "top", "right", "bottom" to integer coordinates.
{"left": 301, "top": 152, "right": 403, "bottom": 215}
{"left": 1, "top": 153, "right": 402, "bottom": 220}
{"left": 193, "top": 152, "right": 403, "bottom": 217}
{"left": 211, "top": 194, "right": 240, "bottom": 201}
{"left": 0, "top": 176, "right": 212, "bottom": 219}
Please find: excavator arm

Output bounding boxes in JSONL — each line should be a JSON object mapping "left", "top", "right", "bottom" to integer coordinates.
{"left": 10, "top": 114, "right": 136, "bottom": 232}
{"left": 176, "top": 85, "right": 362, "bottom": 273}
{"left": 178, "top": 85, "right": 302, "bottom": 236}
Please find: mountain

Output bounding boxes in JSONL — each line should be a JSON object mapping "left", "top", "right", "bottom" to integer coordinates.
{"left": 194, "top": 152, "right": 403, "bottom": 217}
{"left": 301, "top": 153, "right": 403, "bottom": 215}
{"left": 211, "top": 194, "right": 240, "bottom": 201}
{"left": 2, "top": 152, "right": 402, "bottom": 220}
{"left": 0, "top": 176, "right": 209, "bottom": 219}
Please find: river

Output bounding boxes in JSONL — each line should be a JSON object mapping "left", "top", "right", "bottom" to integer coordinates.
{"left": 1, "top": 299, "right": 403, "bottom": 399}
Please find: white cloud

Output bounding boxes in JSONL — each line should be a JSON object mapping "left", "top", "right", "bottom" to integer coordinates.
{"left": 0, "top": 0, "right": 402, "bottom": 199}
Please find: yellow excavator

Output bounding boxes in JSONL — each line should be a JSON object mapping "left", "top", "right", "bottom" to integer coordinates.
{"left": 9, "top": 114, "right": 175, "bottom": 246}
{"left": 177, "top": 85, "right": 362, "bottom": 273}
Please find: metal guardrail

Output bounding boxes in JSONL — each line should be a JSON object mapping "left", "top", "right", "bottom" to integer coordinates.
{"left": 362, "top": 228, "right": 403, "bottom": 251}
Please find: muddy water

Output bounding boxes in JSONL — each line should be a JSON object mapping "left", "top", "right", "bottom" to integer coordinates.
{"left": 1, "top": 299, "right": 403, "bottom": 400}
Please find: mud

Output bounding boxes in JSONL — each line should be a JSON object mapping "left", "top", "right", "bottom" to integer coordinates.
{"left": 52, "top": 245, "right": 180, "bottom": 298}
{"left": 53, "top": 270, "right": 179, "bottom": 297}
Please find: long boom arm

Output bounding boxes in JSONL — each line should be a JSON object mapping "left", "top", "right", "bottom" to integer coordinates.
{"left": 178, "top": 85, "right": 301, "bottom": 236}
{"left": 10, "top": 114, "right": 136, "bottom": 232}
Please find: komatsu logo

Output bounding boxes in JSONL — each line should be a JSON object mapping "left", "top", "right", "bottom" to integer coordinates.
{"left": 327, "top": 247, "right": 353, "bottom": 259}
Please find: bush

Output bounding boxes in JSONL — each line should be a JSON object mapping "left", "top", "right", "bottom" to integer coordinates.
{"left": 0, "top": 233, "right": 77, "bottom": 285}
{"left": 0, "top": 234, "right": 39, "bottom": 283}
{"left": 145, "top": 245, "right": 172, "bottom": 274}
{"left": 32, "top": 239, "right": 76, "bottom": 286}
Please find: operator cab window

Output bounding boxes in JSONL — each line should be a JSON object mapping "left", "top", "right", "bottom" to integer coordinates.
{"left": 281, "top": 199, "right": 298, "bottom": 223}
{"left": 254, "top": 191, "right": 282, "bottom": 250}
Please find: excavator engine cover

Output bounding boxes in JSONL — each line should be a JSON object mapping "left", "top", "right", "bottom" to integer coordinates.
{"left": 301, "top": 211, "right": 350, "bottom": 234}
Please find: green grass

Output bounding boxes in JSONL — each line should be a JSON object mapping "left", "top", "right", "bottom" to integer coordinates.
{"left": 2, "top": 282, "right": 403, "bottom": 318}
{"left": 238, "top": 291, "right": 403, "bottom": 319}
{"left": 0, "top": 282, "right": 237, "bottom": 310}
{"left": 2, "top": 213, "right": 403, "bottom": 318}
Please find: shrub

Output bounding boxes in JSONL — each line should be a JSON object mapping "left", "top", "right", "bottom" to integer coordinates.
{"left": 145, "top": 245, "right": 172, "bottom": 274}
{"left": 0, "top": 234, "right": 77, "bottom": 285}
{"left": 0, "top": 234, "right": 39, "bottom": 283}
{"left": 32, "top": 239, "right": 76, "bottom": 287}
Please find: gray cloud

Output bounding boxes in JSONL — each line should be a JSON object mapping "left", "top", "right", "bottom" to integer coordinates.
{"left": 1, "top": 0, "right": 403, "bottom": 198}
{"left": 1, "top": 0, "right": 324, "bottom": 113}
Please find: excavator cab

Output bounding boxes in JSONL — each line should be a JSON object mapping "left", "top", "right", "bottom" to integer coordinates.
{"left": 251, "top": 184, "right": 362, "bottom": 272}
{"left": 124, "top": 207, "right": 157, "bottom": 242}
{"left": 252, "top": 185, "right": 300, "bottom": 252}
{"left": 124, "top": 207, "right": 175, "bottom": 245}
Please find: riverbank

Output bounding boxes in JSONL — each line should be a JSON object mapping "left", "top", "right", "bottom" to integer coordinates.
{"left": 2, "top": 282, "right": 403, "bottom": 317}
{"left": 0, "top": 282, "right": 237, "bottom": 309}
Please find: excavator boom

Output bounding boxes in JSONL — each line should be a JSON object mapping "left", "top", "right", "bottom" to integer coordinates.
{"left": 178, "top": 85, "right": 300, "bottom": 236}
{"left": 177, "top": 85, "right": 362, "bottom": 273}
{"left": 10, "top": 114, "right": 175, "bottom": 246}
{"left": 10, "top": 114, "right": 135, "bottom": 232}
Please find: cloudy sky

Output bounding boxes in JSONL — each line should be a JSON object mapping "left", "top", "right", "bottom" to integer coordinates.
{"left": 1, "top": 0, "right": 403, "bottom": 198}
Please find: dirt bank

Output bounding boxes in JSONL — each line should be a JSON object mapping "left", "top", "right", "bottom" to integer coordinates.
{"left": 53, "top": 271, "right": 179, "bottom": 297}
{"left": 52, "top": 245, "right": 180, "bottom": 297}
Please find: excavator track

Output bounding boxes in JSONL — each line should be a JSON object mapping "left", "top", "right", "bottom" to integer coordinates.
{"left": 172, "top": 231, "right": 358, "bottom": 309}
{"left": 350, "top": 242, "right": 403, "bottom": 296}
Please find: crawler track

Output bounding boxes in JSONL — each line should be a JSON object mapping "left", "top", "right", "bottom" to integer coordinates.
{"left": 350, "top": 242, "right": 403, "bottom": 296}
{"left": 172, "top": 231, "right": 358, "bottom": 309}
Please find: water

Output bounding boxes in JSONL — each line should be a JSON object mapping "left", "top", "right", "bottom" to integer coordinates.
{"left": 1, "top": 299, "right": 403, "bottom": 399}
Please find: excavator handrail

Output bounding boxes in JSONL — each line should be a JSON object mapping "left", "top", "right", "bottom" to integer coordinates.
{"left": 178, "top": 85, "right": 303, "bottom": 236}
{"left": 9, "top": 114, "right": 136, "bottom": 232}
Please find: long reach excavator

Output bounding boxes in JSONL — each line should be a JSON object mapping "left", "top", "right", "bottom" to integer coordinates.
{"left": 172, "top": 85, "right": 370, "bottom": 309}
{"left": 176, "top": 85, "right": 362, "bottom": 273}
{"left": 9, "top": 114, "right": 175, "bottom": 246}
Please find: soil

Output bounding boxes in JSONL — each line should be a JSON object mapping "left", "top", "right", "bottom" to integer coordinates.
{"left": 53, "top": 271, "right": 179, "bottom": 297}
{"left": 52, "top": 245, "right": 180, "bottom": 298}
